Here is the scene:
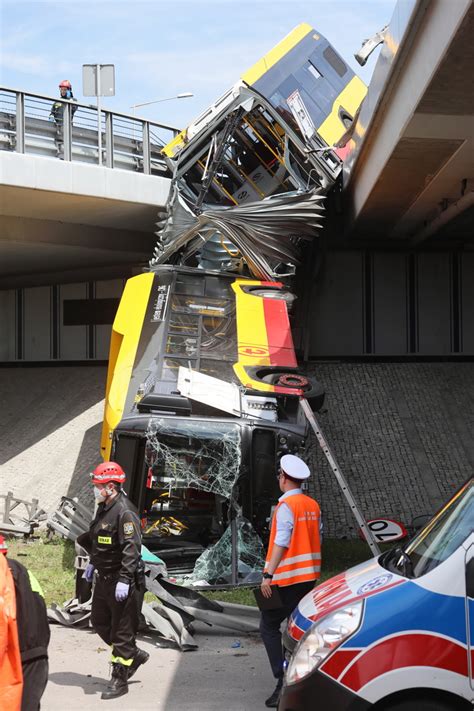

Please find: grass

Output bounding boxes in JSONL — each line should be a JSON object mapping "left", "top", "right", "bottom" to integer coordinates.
{"left": 6, "top": 533, "right": 383, "bottom": 607}
{"left": 8, "top": 534, "right": 76, "bottom": 606}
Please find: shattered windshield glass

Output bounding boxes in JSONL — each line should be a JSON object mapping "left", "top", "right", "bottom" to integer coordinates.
{"left": 142, "top": 418, "right": 266, "bottom": 585}
{"left": 190, "top": 517, "right": 266, "bottom": 585}
{"left": 145, "top": 418, "right": 241, "bottom": 499}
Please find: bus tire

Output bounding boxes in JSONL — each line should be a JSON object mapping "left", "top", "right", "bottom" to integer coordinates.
{"left": 258, "top": 368, "right": 325, "bottom": 412}
{"left": 277, "top": 373, "right": 309, "bottom": 388}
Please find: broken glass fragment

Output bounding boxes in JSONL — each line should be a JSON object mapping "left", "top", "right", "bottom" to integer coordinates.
{"left": 189, "top": 517, "right": 266, "bottom": 585}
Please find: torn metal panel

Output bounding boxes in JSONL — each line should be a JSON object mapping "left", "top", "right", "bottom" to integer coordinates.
{"left": 157, "top": 577, "right": 224, "bottom": 613}
{"left": 148, "top": 573, "right": 259, "bottom": 633}
{"left": 151, "top": 189, "right": 325, "bottom": 281}
{"left": 189, "top": 518, "right": 266, "bottom": 586}
{"left": 50, "top": 561, "right": 258, "bottom": 649}
{"left": 47, "top": 496, "right": 92, "bottom": 541}
{"left": 47, "top": 597, "right": 92, "bottom": 628}
{"left": 181, "top": 605, "right": 259, "bottom": 633}
{"left": 141, "top": 601, "right": 197, "bottom": 651}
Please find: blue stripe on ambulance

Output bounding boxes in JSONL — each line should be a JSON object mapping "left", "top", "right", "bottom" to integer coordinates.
{"left": 290, "top": 607, "right": 313, "bottom": 635}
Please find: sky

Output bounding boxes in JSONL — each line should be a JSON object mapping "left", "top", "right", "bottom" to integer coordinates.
{"left": 1, "top": 0, "right": 398, "bottom": 130}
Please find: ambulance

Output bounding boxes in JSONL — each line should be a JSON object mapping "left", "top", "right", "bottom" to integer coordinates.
{"left": 280, "top": 477, "right": 474, "bottom": 710}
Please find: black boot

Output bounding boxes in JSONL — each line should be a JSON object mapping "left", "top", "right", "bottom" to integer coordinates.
{"left": 265, "top": 678, "right": 283, "bottom": 708}
{"left": 127, "top": 647, "right": 150, "bottom": 680}
{"left": 101, "top": 663, "right": 129, "bottom": 700}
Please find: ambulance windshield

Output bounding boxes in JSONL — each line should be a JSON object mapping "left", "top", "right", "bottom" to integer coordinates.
{"left": 404, "top": 478, "right": 473, "bottom": 578}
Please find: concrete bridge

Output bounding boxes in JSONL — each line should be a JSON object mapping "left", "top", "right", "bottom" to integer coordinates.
{"left": 0, "top": 87, "right": 175, "bottom": 289}
{"left": 344, "top": 0, "right": 474, "bottom": 246}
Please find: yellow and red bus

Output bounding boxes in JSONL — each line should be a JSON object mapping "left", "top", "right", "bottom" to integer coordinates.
{"left": 101, "top": 266, "right": 323, "bottom": 583}
{"left": 162, "top": 23, "right": 366, "bottom": 212}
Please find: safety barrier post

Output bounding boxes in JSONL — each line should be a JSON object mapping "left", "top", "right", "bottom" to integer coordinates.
{"left": 142, "top": 121, "right": 151, "bottom": 174}
{"left": 62, "top": 103, "right": 72, "bottom": 161}
{"left": 15, "top": 92, "right": 25, "bottom": 153}
{"left": 105, "top": 112, "right": 114, "bottom": 169}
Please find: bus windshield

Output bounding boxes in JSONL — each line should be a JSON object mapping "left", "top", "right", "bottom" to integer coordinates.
{"left": 115, "top": 418, "right": 268, "bottom": 584}
{"left": 145, "top": 418, "right": 242, "bottom": 501}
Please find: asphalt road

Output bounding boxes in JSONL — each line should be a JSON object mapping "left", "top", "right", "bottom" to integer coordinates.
{"left": 43, "top": 621, "right": 272, "bottom": 710}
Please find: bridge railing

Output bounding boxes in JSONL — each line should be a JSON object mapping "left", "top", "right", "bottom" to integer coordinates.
{"left": 0, "top": 87, "right": 180, "bottom": 175}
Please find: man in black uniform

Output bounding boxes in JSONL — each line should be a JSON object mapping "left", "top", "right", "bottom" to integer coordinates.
{"left": 77, "top": 461, "right": 149, "bottom": 700}
{"left": 0, "top": 535, "right": 50, "bottom": 711}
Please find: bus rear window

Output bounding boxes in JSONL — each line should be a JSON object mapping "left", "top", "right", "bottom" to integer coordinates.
{"left": 323, "top": 46, "right": 347, "bottom": 77}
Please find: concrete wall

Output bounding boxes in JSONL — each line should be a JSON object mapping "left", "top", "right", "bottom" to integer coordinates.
{"left": 0, "top": 278, "right": 124, "bottom": 361}
{"left": 309, "top": 250, "right": 474, "bottom": 357}
{"left": 306, "top": 361, "right": 474, "bottom": 537}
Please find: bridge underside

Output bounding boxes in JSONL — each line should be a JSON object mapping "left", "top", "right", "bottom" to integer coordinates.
{"left": 0, "top": 151, "right": 170, "bottom": 288}
{"left": 0, "top": 186, "right": 159, "bottom": 288}
{"left": 344, "top": 0, "right": 474, "bottom": 250}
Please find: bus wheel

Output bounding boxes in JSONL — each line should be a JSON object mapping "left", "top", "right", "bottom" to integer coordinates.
{"left": 277, "top": 373, "right": 309, "bottom": 389}
{"left": 259, "top": 370, "right": 325, "bottom": 411}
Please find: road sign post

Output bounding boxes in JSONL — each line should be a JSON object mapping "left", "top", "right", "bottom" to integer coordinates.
{"left": 82, "top": 64, "right": 115, "bottom": 167}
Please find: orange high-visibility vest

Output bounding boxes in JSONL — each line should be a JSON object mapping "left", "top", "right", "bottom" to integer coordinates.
{"left": 266, "top": 493, "right": 321, "bottom": 587}
{"left": 0, "top": 554, "right": 23, "bottom": 711}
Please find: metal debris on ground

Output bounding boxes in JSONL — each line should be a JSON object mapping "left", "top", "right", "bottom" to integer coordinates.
{"left": 46, "top": 496, "right": 92, "bottom": 541}
{"left": 47, "top": 597, "right": 92, "bottom": 628}
{"left": 0, "top": 491, "right": 46, "bottom": 536}
{"left": 49, "top": 558, "right": 259, "bottom": 650}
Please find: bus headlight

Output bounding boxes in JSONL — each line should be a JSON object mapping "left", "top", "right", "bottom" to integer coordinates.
{"left": 286, "top": 602, "right": 363, "bottom": 685}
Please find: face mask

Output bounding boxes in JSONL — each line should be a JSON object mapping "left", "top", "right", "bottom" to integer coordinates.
{"left": 93, "top": 486, "right": 106, "bottom": 502}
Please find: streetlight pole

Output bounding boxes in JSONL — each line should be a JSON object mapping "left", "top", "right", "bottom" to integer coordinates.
{"left": 130, "top": 92, "right": 193, "bottom": 119}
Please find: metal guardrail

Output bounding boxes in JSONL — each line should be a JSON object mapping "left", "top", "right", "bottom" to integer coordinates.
{"left": 0, "top": 86, "right": 180, "bottom": 175}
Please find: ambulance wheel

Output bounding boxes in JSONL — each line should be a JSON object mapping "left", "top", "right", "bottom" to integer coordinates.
{"left": 383, "top": 698, "right": 458, "bottom": 711}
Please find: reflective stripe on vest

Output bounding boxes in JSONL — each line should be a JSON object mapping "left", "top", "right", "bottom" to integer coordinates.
{"left": 27, "top": 570, "right": 44, "bottom": 598}
{"left": 266, "top": 493, "right": 321, "bottom": 587}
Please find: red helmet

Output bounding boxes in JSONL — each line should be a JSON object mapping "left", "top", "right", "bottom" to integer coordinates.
{"left": 91, "top": 461, "right": 126, "bottom": 485}
{"left": 59, "top": 80, "right": 72, "bottom": 89}
{"left": 0, "top": 535, "right": 7, "bottom": 555}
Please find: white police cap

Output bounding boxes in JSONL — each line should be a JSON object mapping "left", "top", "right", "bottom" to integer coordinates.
{"left": 280, "top": 454, "right": 310, "bottom": 480}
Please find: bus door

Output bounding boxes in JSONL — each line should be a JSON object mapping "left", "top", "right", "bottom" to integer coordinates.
{"left": 248, "top": 428, "right": 280, "bottom": 545}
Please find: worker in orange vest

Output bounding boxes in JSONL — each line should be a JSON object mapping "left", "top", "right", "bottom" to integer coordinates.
{"left": 0, "top": 545, "right": 23, "bottom": 711}
{"left": 259, "top": 454, "right": 321, "bottom": 707}
{"left": 1, "top": 535, "right": 50, "bottom": 711}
